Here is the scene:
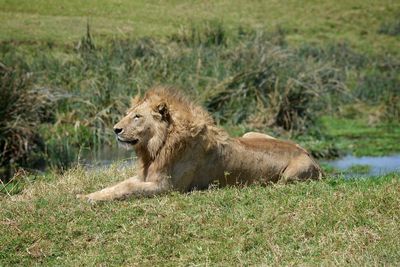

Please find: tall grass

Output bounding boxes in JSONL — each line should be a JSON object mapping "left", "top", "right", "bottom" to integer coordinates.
{"left": 0, "top": 23, "right": 399, "bottom": 177}
{"left": 0, "top": 66, "right": 58, "bottom": 179}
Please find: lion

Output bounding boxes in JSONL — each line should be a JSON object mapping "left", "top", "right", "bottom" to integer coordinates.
{"left": 78, "top": 86, "right": 323, "bottom": 201}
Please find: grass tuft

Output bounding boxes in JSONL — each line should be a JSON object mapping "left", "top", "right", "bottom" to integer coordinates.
{"left": 170, "top": 20, "right": 227, "bottom": 47}
{"left": 378, "top": 17, "right": 400, "bottom": 36}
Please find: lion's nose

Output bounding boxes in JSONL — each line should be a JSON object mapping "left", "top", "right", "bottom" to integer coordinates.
{"left": 114, "top": 127, "right": 123, "bottom": 135}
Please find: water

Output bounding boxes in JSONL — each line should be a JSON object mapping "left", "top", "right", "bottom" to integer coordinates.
{"left": 326, "top": 154, "right": 400, "bottom": 177}
{"left": 78, "top": 146, "right": 135, "bottom": 169}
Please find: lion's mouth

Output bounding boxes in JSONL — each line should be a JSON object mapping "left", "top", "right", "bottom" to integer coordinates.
{"left": 117, "top": 137, "right": 139, "bottom": 145}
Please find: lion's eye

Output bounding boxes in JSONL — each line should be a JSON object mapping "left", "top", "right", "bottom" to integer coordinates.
{"left": 133, "top": 114, "right": 141, "bottom": 120}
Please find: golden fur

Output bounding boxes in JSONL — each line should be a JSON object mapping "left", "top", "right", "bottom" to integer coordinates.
{"left": 78, "top": 86, "right": 322, "bottom": 201}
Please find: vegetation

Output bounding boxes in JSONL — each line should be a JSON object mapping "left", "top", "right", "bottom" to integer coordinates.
{"left": 1, "top": 21, "right": 399, "bottom": 178}
{"left": 378, "top": 16, "right": 400, "bottom": 36}
{"left": 0, "top": 67, "right": 59, "bottom": 177}
{"left": 1, "top": 166, "right": 399, "bottom": 265}
{"left": 319, "top": 117, "right": 400, "bottom": 157}
{"left": 1, "top": 0, "right": 399, "bottom": 55}
{"left": 347, "top": 164, "right": 372, "bottom": 175}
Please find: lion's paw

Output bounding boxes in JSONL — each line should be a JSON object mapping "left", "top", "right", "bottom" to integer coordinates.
{"left": 76, "top": 193, "right": 97, "bottom": 204}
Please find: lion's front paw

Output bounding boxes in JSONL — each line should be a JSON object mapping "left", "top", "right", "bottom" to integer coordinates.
{"left": 76, "top": 193, "right": 85, "bottom": 200}
{"left": 76, "top": 193, "right": 97, "bottom": 204}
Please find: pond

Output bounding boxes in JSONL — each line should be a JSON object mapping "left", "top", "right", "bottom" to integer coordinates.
{"left": 78, "top": 145, "right": 135, "bottom": 169}
{"left": 326, "top": 154, "right": 400, "bottom": 177}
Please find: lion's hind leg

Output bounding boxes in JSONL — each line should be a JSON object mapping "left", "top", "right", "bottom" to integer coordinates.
{"left": 242, "top": 132, "right": 276, "bottom": 140}
{"left": 280, "top": 155, "right": 322, "bottom": 183}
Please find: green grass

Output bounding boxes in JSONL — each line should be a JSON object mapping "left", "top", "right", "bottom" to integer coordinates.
{"left": 347, "top": 164, "right": 372, "bottom": 175}
{"left": 0, "top": 0, "right": 399, "bottom": 55}
{"left": 321, "top": 116, "right": 400, "bottom": 156}
{"left": 1, "top": 166, "right": 399, "bottom": 265}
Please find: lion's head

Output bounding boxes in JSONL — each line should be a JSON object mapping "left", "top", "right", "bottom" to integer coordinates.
{"left": 113, "top": 93, "right": 170, "bottom": 158}
{"left": 113, "top": 86, "right": 221, "bottom": 164}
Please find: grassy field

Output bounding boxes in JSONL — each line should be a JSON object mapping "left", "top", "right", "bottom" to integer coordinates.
{"left": 1, "top": 166, "right": 399, "bottom": 265}
{"left": 1, "top": 0, "right": 399, "bottom": 55}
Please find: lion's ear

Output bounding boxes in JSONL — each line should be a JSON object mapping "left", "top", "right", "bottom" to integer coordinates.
{"left": 131, "top": 95, "right": 141, "bottom": 107}
{"left": 156, "top": 102, "right": 169, "bottom": 121}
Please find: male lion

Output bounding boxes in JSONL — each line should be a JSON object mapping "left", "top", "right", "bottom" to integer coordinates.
{"left": 79, "top": 86, "right": 322, "bottom": 201}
